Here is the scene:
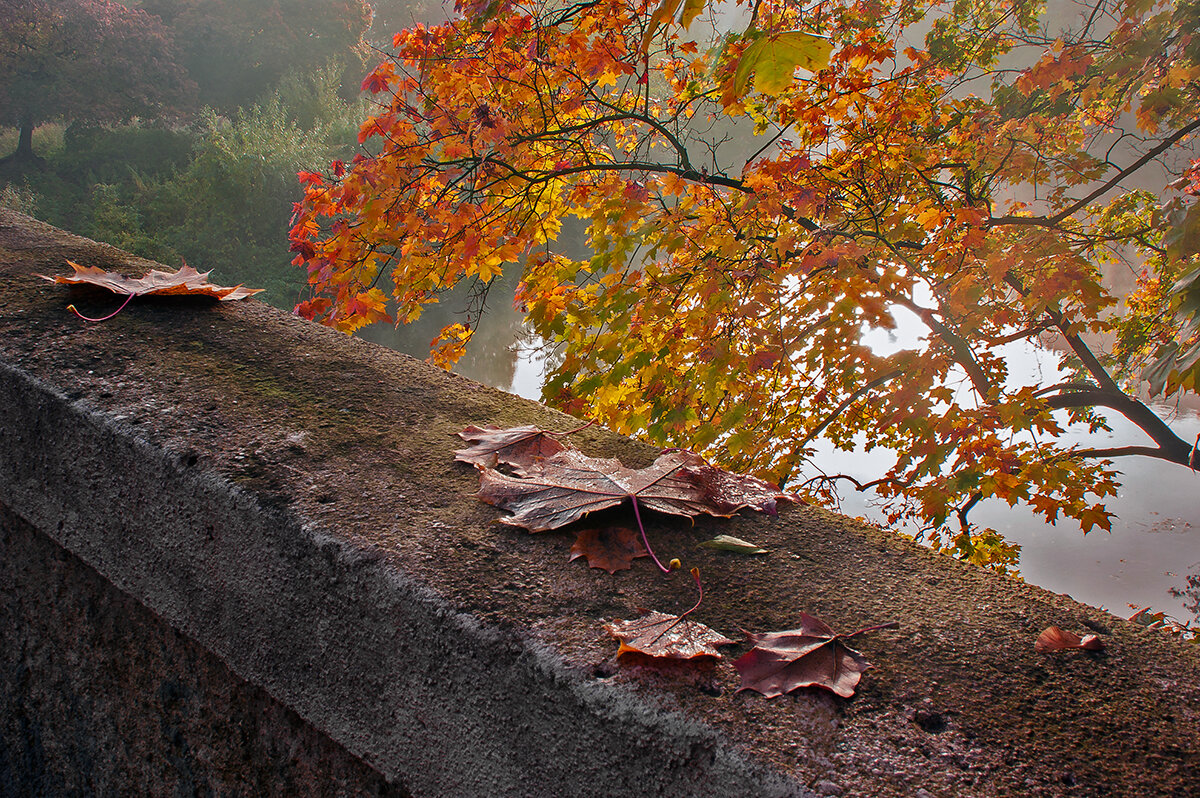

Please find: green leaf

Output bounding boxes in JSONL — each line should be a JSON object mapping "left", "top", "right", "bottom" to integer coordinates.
{"left": 700, "top": 534, "right": 770, "bottom": 555}
{"left": 1171, "top": 262, "right": 1200, "bottom": 322}
{"left": 1145, "top": 339, "right": 1200, "bottom": 397}
{"left": 732, "top": 31, "right": 833, "bottom": 98}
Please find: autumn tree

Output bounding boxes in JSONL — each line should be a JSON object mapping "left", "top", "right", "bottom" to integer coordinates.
{"left": 290, "top": 0, "right": 1200, "bottom": 567}
{"left": 0, "top": 0, "right": 190, "bottom": 167}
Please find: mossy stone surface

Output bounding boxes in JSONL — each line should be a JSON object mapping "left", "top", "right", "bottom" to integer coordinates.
{"left": 1, "top": 209, "right": 1197, "bottom": 797}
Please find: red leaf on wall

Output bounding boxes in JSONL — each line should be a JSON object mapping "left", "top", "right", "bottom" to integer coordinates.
{"left": 476, "top": 447, "right": 795, "bottom": 533}
{"left": 569, "top": 526, "right": 648, "bottom": 573}
{"left": 454, "top": 424, "right": 568, "bottom": 469}
{"left": 735, "top": 614, "right": 896, "bottom": 698}
{"left": 1034, "top": 626, "right": 1104, "bottom": 653}
{"left": 605, "top": 610, "right": 735, "bottom": 660}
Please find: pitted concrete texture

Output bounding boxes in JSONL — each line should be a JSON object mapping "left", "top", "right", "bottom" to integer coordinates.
{"left": 0, "top": 207, "right": 1197, "bottom": 797}
{"left": 0, "top": 502, "right": 406, "bottom": 797}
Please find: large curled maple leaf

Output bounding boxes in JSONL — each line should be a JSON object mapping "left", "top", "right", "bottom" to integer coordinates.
{"left": 41, "top": 260, "right": 264, "bottom": 301}
{"left": 735, "top": 614, "right": 897, "bottom": 698}
{"left": 476, "top": 448, "right": 795, "bottom": 533}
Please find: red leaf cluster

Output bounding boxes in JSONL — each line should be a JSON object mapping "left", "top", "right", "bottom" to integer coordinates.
{"left": 457, "top": 424, "right": 899, "bottom": 697}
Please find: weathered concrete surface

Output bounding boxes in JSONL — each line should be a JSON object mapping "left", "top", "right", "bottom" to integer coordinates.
{"left": 0, "top": 207, "right": 1197, "bottom": 797}
{"left": 0, "top": 503, "right": 404, "bottom": 797}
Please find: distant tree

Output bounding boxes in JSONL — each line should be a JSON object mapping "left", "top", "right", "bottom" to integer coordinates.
{"left": 134, "top": 0, "right": 373, "bottom": 111}
{"left": 0, "top": 0, "right": 190, "bottom": 167}
{"left": 364, "top": 0, "right": 450, "bottom": 45}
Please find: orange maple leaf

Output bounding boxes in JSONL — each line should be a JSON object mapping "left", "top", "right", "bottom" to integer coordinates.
{"left": 569, "top": 526, "right": 649, "bottom": 573}
{"left": 41, "top": 260, "right": 264, "bottom": 301}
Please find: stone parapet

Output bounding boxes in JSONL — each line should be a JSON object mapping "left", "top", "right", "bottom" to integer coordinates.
{"left": 0, "top": 209, "right": 1196, "bottom": 796}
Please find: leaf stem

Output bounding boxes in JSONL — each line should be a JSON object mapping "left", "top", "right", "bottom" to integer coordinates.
{"left": 630, "top": 495, "right": 673, "bottom": 574}
{"left": 548, "top": 419, "right": 595, "bottom": 437}
{"left": 845, "top": 621, "right": 899, "bottom": 639}
{"left": 676, "top": 567, "right": 704, "bottom": 622}
{"left": 67, "top": 292, "right": 136, "bottom": 322}
{"left": 651, "top": 567, "right": 705, "bottom": 643}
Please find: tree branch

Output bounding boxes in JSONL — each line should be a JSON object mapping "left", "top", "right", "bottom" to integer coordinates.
{"left": 1066, "top": 445, "right": 1188, "bottom": 463}
{"left": 890, "top": 294, "right": 994, "bottom": 399}
{"left": 991, "top": 118, "right": 1200, "bottom": 227}
{"left": 1043, "top": 387, "right": 1195, "bottom": 465}
{"left": 798, "top": 369, "right": 904, "bottom": 449}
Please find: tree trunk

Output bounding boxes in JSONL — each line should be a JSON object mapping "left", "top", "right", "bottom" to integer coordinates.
{"left": 0, "top": 117, "right": 46, "bottom": 172}
{"left": 15, "top": 120, "right": 35, "bottom": 160}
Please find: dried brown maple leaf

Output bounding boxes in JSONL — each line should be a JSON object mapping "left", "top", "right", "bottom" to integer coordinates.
{"left": 735, "top": 614, "right": 897, "bottom": 699}
{"left": 1034, "top": 626, "right": 1104, "bottom": 653}
{"left": 476, "top": 448, "right": 795, "bottom": 533}
{"left": 454, "top": 424, "right": 568, "bottom": 469}
{"left": 41, "top": 260, "right": 264, "bottom": 301}
{"left": 605, "top": 610, "right": 735, "bottom": 660}
{"left": 569, "top": 527, "right": 648, "bottom": 573}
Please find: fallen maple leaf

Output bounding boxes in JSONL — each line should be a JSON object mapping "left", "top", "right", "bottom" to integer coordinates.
{"left": 454, "top": 424, "right": 568, "bottom": 469}
{"left": 1034, "top": 625, "right": 1104, "bottom": 653}
{"left": 735, "top": 614, "right": 897, "bottom": 698}
{"left": 41, "top": 260, "right": 264, "bottom": 301}
{"left": 605, "top": 610, "right": 735, "bottom": 660}
{"left": 569, "top": 526, "right": 648, "bottom": 573}
{"left": 476, "top": 448, "right": 795, "bottom": 533}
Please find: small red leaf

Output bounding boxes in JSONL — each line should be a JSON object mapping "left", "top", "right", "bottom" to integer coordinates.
{"left": 735, "top": 613, "right": 894, "bottom": 698}
{"left": 569, "top": 527, "right": 648, "bottom": 573}
{"left": 605, "top": 610, "right": 735, "bottom": 660}
{"left": 1035, "top": 626, "right": 1105, "bottom": 653}
{"left": 361, "top": 71, "right": 390, "bottom": 93}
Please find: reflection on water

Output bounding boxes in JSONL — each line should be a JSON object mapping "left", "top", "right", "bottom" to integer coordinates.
{"left": 811, "top": 408, "right": 1200, "bottom": 627}
{"left": 360, "top": 279, "right": 1199, "bottom": 626}
{"left": 356, "top": 270, "right": 548, "bottom": 400}
{"left": 1004, "top": 408, "right": 1200, "bottom": 627}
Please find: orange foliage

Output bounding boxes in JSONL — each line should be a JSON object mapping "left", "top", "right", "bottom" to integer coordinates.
{"left": 291, "top": 0, "right": 1200, "bottom": 567}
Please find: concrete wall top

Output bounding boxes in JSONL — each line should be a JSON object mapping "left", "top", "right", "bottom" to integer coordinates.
{"left": 0, "top": 208, "right": 1197, "bottom": 797}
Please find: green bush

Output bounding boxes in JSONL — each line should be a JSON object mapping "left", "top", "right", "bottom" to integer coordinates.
{"left": 0, "top": 182, "right": 37, "bottom": 215}
{"left": 0, "top": 63, "right": 366, "bottom": 309}
{"left": 55, "top": 124, "right": 194, "bottom": 185}
{"left": 145, "top": 83, "right": 364, "bottom": 305}
{"left": 86, "top": 183, "right": 181, "bottom": 265}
